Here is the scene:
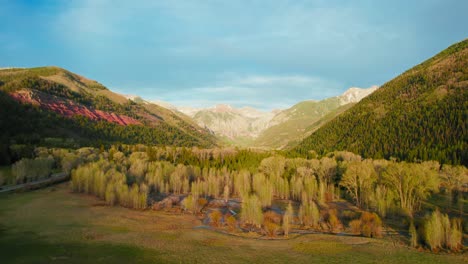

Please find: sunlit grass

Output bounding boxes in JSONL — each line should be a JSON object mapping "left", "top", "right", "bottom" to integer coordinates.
{"left": 0, "top": 184, "right": 466, "bottom": 264}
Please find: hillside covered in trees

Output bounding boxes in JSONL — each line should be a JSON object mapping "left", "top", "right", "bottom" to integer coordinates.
{"left": 0, "top": 67, "right": 217, "bottom": 165}
{"left": 295, "top": 39, "right": 468, "bottom": 166}
{"left": 254, "top": 87, "right": 377, "bottom": 149}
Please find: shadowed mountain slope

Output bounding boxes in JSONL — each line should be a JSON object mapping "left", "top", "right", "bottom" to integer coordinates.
{"left": 295, "top": 39, "right": 468, "bottom": 165}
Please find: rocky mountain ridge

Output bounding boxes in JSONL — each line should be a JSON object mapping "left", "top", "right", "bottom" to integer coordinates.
{"left": 153, "top": 86, "right": 378, "bottom": 146}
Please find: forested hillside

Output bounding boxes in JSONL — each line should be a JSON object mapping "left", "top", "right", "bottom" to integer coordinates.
{"left": 254, "top": 98, "right": 342, "bottom": 149}
{"left": 0, "top": 67, "right": 217, "bottom": 165}
{"left": 283, "top": 103, "right": 355, "bottom": 149}
{"left": 295, "top": 39, "right": 468, "bottom": 165}
{"left": 255, "top": 87, "right": 377, "bottom": 149}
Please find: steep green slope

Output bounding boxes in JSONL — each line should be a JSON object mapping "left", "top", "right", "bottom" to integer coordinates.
{"left": 283, "top": 103, "right": 355, "bottom": 149}
{"left": 119, "top": 95, "right": 216, "bottom": 145}
{"left": 133, "top": 100, "right": 217, "bottom": 146}
{"left": 295, "top": 39, "right": 468, "bottom": 165}
{"left": 0, "top": 67, "right": 217, "bottom": 163}
{"left": 254, "top": 98, "right": 343, "bottom": 149}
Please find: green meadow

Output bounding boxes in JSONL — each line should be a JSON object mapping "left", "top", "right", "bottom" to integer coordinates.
{"left": 1, "top": 184, "right": 465, "bottom": 264}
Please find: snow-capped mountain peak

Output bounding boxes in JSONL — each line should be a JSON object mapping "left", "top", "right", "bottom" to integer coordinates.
{"left": 339, "top": 86, "right": 379, "bottom": 105}
{"left": 210, "top": 104, "right": 233, "bottom": 113}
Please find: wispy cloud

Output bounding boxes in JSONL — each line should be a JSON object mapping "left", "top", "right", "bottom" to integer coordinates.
{"left": 139, "top": 73, "right": 343, "bottom": 110}
{"left": 53, "top": 1, "right": 401, "bottom": 60}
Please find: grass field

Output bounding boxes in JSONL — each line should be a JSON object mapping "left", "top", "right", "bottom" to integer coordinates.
{"left": 0, "top": 183, "right": 466, "bottom": 264}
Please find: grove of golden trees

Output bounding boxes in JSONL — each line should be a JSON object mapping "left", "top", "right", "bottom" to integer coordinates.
{"left": 8, "top": 145, "right": 465, "bottom": 251}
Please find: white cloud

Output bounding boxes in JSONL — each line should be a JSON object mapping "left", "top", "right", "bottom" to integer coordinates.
{"left": 142, "top": 73, "right": 343, "bottom": 110}
{"left": 193, "top": 86, "right": 244, "bottom": 94}
{"left": 56, "top": 0, "right": 115, "bottom": 37}
{"left": 233, "top": 75, "right": 332, "bottom": 88}
{"left": 54, "top": 1, "right": 398, "bottom": 56}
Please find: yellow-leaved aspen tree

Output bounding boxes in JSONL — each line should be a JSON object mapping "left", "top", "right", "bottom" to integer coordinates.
{"left": 283, "top": 202, "right": 294, "bottom": 237}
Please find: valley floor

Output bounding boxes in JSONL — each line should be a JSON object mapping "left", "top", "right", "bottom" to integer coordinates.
{"left": 0, "top": 183, "right": 466, "bottom": 264}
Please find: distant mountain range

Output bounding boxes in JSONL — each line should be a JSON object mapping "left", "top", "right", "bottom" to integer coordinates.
{"left": 3, "top": 65, "right": 377, "bottom": 152}
{"left": 175, "top": 104, "right": 275, "bottom": 146}
{"left": 153, "top": 86, "right": 378, "bottom": 148}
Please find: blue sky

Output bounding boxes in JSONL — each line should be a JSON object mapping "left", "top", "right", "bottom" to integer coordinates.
{"left": 1, "top": 0, "right": 467, "bottom": 110}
